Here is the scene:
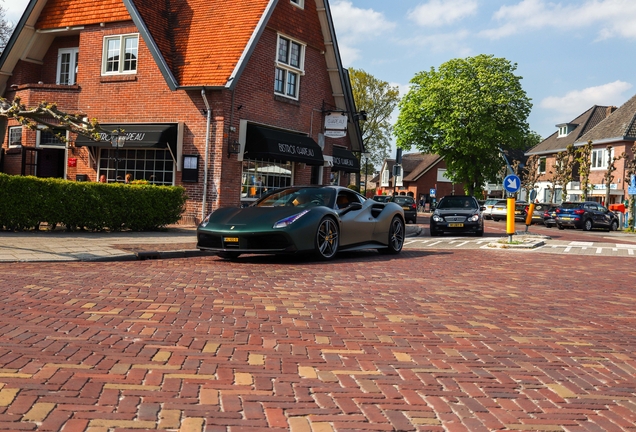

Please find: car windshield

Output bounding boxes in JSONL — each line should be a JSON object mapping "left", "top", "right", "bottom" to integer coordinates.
{"left": 560, "top": 202, "right": 581, "bottom": 209}
{"left": 373, "top": 196, "right": 391, "bottom": 202}
{"left": 438, "top": 197, "right": 477, "bottom": 209}
{"left": 255, "top": 187, "right": 336, "bottom": 208}
{"left": 392, "top": 197, "right": 413, "bottom": 205}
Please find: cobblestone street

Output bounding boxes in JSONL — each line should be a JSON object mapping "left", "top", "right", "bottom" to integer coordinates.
{"left": 1, "top": 249, "right": 635, "bottom": 431}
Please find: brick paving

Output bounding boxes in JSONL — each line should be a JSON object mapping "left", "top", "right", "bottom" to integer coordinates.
{"left": 0, "top": 249, "right": 635, "bottom": 431}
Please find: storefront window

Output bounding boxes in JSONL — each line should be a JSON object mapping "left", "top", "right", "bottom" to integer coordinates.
{"left": 98, "top": 148, "right": 174, "bottom": 185}
{"left": 241, "top": 160, "right": 292, "bottom": 204}
{"left": 330, "top": 171, "right": 340, "bottom": 185}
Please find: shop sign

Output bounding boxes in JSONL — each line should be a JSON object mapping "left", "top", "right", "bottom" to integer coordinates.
{"left": 324, "top": 129, "right": 347, "bottom": 138}
{"left": 278, "top": 143, "right": 315, "bottom": 157}
{"left": 324, "top": 113, "right": 348, "bottom": 130}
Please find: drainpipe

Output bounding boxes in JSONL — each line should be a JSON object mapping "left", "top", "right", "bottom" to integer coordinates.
{"left": 201, "top": 89, "right": 212, "bottom": 221}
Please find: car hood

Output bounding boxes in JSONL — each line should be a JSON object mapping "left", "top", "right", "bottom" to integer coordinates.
{"left": 203, "top": 206, "right": 318, "bottom": 228}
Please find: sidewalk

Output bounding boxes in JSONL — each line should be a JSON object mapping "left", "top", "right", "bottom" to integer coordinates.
{"left": 0, "top": 224, "right": 423, "bottom": 262}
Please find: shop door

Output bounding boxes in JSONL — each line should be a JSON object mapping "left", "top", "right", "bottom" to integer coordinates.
{"left": 37, "top": 148, "right": 65, "bottom": 178}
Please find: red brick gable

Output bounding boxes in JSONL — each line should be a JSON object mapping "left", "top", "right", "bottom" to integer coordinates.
{"left": 36, "top": 0, "right": 130, "bottom": 29}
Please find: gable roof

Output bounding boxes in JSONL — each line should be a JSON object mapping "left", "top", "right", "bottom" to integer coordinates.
{"left": 403, "top": 153, "right": 443, "bottom": 182}
{"left": 526, "top": 105, "right": 610, "bottom": 156}
{"left": 575, "top": 93, "right": 636, "bottom": 145}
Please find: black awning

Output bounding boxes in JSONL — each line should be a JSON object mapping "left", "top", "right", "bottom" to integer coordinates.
{"left": 74, "top": 124, "right": 178, "bottom": 153}
{"left": 332, "top": 146, "right": 360, "bottom": 173}
{"left": 244, "top": 124, "right": 324, "bottom": 166}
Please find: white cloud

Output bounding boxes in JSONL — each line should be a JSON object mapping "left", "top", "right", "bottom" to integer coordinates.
{"left": 400, "top": 30, "right": 472, "bottom": 55}
{"left": 3, "top": 0, "right": 29, "bottom": 25}
{"left": 408, "top": 0, "right": 478, "bottom": 27}
{"left": 540, "top": 80, "right": 633, "bottom": 119}
{"left": 481, "top": 0, "right": 636, "bottom": 40}
{"left": 331, "top": 1, "right": 395, "bottom": 66}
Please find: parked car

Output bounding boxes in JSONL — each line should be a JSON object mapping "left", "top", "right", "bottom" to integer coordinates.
{"left": 555, "top": 201, "right": 619, "bottom": 231}
{"left": 514, "top": 201, "right": 529, "bottom": 222}
{"left": 517, "top": 202, "right": 552, "bottom": 224}
{"left": 197, "top": 186, "right": 405, "bottom": 260}
{"left": 542, "top": 204, "right": 559, "bottom": 228}
{"left": 372, "top": 195, "right": 392, "bottom": 203}
{"left": 392, "top": 195, "right": 417, "bottom": 224}
{"left": 430, "top": 195, "right": 484, "bottom": 236}
{"left": 482, "top": 198, "right": 503, "bottom": 220}
{"left": 490, "top": 200, "right": 527, "bottom": 222}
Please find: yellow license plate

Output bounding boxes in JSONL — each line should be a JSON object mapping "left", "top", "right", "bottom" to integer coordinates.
{"left": 402, "top": 206, "right": 410, "bottom": 210}
{"left": 448, "top": 223, "right": 464, "bottom": 228}
{"left": 224, "top": 237, "right": 239, "bottom": 243}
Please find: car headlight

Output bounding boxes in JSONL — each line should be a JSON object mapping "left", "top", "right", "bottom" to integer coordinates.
{"left": 432, "top": 215, "right": 444, "bottom": 222}
{"left": 273, "top": 210, "right": 309, "bottom": 228}
{"left": 468, "top": 214, "right": 480, "bottom": 222}
{"left": 200, "top": 213, "right": 212, "bottom": 228}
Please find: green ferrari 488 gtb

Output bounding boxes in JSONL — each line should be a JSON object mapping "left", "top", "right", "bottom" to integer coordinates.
{"left": 197, "top": 186, "right": 405, "bottom": 260}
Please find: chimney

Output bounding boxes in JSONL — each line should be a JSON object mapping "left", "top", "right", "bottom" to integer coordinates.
{"left": 606, "top": 106, "right": 617, "bottom": 117}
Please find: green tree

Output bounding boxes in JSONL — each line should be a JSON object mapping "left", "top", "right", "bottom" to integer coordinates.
{"left": 576, "top": 140, "right": 593, "bottom": 201}
{"left": 348, "top": 68, "right": 400, "bottom": 167}
{"left": 394, "top": 54, "right": 532, "bottom": 196}
{"left": 0, "top": 1, "right": 13, "bottom": 53}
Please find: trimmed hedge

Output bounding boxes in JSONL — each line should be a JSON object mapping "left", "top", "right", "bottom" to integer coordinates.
{"left": 0, "top": 173, "right": 187, "bottom": 231}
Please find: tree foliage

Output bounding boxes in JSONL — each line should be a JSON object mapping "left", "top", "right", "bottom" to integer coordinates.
{"left": 348, "top": 68, "right": 400, "bottom": 167}
{"left": 0, "top": 1, "right": 13, "bottom": 54}
{"left": 1, "top": 97, "right": 110, "bottom": 142}
{"left": 576, "top": 140, "right": 594, "bottom": 201}
{"left": 394, "top": 54, "right": 533, "bottom": 196}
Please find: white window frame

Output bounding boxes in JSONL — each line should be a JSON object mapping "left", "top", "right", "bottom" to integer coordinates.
{"left": 36, "top": 127, "right": 67, "bottom": 148}
{"left": 274, "top": 34, "right": 305, "bottom": 100}
{"left": 290, "top": 0, "right": 304, "bottom": 8}
{"left": 102, "top": 34, "right": 139, "bottom": 75}
{"left": 381, "top": 169, "right": 389, "bottom": 187}
{"left": 56, "top": 48, "right": 79, "bottom": 85}
{"left": 558, "top": 126, "right": 568, "bottom": 137}
{"left": 591, "top": 148, "right": 613, "bottom": 170}
{"left": 538, "top": 156, "right": 546, "bottom": 174}
{"left": 8, "top": 126, "right": 22, "bottom": 147}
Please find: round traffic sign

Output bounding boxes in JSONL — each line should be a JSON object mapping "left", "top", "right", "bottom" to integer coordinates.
{"left": 503, "top": 174, "right": 521, "bottom": 193}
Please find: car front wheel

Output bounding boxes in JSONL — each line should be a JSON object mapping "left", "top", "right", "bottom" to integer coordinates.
{"left": 380, "top": 216, "right": 404, "bottom": 254}
{"left": 610, "top": 220, "right": 619, "bottom": 231}
{"left": 315, "top": 217, "right": 339, "bottom": 260}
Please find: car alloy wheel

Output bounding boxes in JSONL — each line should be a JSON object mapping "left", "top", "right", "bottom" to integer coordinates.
{"left": 610, "top": 220, "right": 619, "bottom": 231}
{"left": 315, "top": 217, "right": 339, "bottom": 260}
{"left": 381, "top": 216, "right": 404, "bottom": 254}
{"left": 583, "top": 219, "right": 593, "bottom": 231}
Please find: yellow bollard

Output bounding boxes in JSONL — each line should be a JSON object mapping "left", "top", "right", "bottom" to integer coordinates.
{"left": 507, "top": 197, "right": 516, "bottom": 236}
{"left": 525, "top": 202, "right": 535, "bottom": 226}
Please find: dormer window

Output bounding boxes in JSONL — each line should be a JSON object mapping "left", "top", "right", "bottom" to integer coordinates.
{"left": 102, "top": 34, "right": 138, "bottom": 75}
{"left": 556, "top": 123, "right": 573, "bottom": 138}
{"left": 290, "top": 0, "right": 304, "bottom": 8}
{"left": 56, "top": 48, "right": 79, "bottom": 85}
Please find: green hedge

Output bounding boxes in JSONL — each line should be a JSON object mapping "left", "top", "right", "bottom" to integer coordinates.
{"left": 0, "top": 173, "right": 187, "bottom": 231}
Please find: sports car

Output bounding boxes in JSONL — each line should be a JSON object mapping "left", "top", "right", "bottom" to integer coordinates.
{"left": 197, "top": 186, "right": 405, "bottom": 260}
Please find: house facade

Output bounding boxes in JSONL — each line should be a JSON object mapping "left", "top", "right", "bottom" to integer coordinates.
{"left": 374, "top": 152, "right": 464, "bottom": 206}
{"left": 0, "top": 0, "right": 363, "bottom": 224}
{"left": 526, "top": 99, "right": 635, "bottom": 206}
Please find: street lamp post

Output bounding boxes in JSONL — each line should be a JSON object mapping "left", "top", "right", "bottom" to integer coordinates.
{"left": 110, "top": 129, "right": 126, "bottom": 182}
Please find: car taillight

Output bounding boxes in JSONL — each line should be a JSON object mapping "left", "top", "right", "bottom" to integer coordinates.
{"left": 543, "top": 211, "right": 549, "bottom": 217}
{"left": 556, "top": 208, "right": 561, "bottom": 213}
{"left": 574, "top": 209, "right": 585, "bottom": 215}
{"left": 525, "top": 205, "right": 529, "bottom": 212}
{"left": 411, "top": 203, "right": 417, "bottom": 209}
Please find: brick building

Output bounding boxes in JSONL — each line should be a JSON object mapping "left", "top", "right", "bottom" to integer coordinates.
{"left": 526, "top": 98, "right": 635, "bottom": 205}
{"left": 0, "top": 0, "right": 363, "bottom": 224}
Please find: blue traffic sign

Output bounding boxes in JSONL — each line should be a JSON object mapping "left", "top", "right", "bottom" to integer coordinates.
{"left": 430, "top": 188, "right": 436, "bottom": 198}
{"left": 503, "top": 174, "right": 521, "bottom": 193}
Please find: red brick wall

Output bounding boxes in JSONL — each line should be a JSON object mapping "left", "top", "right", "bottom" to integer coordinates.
{"left": 2, "top": 0, "right": 353, "bottom": 224}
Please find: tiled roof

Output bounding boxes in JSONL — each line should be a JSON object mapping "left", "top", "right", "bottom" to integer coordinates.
{"left": 144, "top": 0, "right": 271, "bottom": 87}
{"left": 526, "top": 105, "right": 610, "bottom": 155}
{"left": 36, "top": 0, "right": 130, "bottom": 29}
{"left": 403, "top": 153, "right": 442, "bottom": 181}
{"left": 576, "top": 93, "right": 636, "bottom": 143}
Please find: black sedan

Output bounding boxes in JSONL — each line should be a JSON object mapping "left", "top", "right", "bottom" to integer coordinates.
{"left": 430, "top": 195, "right": 484, "bottom": 236}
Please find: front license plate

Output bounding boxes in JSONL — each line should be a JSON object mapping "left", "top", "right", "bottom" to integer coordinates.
{"left": 224, "top": 237, "right": 239, "bottom": 243}
{"left": 448, "top": 223, "right": 464, "bottom": 228}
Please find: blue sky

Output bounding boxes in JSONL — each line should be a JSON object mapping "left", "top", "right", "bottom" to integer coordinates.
{"left": 5, "top": 0, "right": 636, "bottom": 144}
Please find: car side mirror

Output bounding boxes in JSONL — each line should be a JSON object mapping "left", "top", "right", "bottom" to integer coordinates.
{"left": 480, "top": 206, "right": 486, "bottom": 211}
{"left": 339, "top": 201, "right": 362, "bottom": 215}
